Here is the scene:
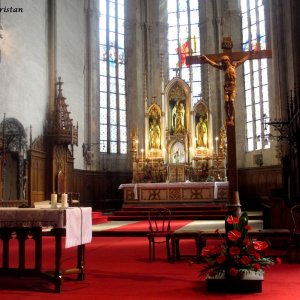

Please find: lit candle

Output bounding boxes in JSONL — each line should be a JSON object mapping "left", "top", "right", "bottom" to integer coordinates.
{"left": 215, "top": 137, "right": 219, "bottom": 154}
{"left": 51, "top": 193, "right": 57, "bottom": 208}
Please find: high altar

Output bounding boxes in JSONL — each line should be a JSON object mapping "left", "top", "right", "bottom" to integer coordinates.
{"left": 123, "top": 77, "right": 228, "bottom": 204}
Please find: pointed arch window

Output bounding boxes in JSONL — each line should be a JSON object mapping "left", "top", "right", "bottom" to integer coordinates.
{"left": 99, "top": 0, "right": 127, "bottom": 154}
{"left": 167, "top": 0, "right": 201, "bottom": 105}
{"left": 241, "top": 0, "right": 270, "bottom": 151}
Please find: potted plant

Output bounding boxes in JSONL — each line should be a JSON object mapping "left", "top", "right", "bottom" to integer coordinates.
{"left": 200, "top": 212, "right": 281, "bottom": 292}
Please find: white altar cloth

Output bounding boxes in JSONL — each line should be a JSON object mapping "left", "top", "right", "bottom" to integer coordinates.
{"left": 119, "top": 181, "right": 216, "bottom": 190}
{"left": 0, "top": 207, "right": 92, "bottom": 248}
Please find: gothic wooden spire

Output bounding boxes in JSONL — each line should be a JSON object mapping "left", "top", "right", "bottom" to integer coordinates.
{"left": 46, "top": 77, "right": 78, "bottom": 146}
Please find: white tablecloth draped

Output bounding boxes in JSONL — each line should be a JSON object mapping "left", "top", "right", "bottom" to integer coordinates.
{"left": 0, "top": 207, "right": 92, "bottom": 248}
{"left": 65, "top": 207, "right": 92, "bottom": 248}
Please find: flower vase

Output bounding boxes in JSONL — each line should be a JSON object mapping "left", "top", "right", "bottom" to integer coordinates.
{"left": 206, "top": 270, "right": 264, "bottom": 293}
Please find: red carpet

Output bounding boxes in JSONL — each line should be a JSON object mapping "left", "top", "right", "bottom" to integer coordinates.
{"left": 1, "top": 236, "right": 300, "bottom": 299}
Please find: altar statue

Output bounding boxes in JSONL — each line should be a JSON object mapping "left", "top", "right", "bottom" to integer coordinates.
{"left": 149, "top": 118, "right": 161, "bottom": 149}
{"left": 196, "top": 115, "right": 208, "bottom": 148}
{"left": 172, "top": 101, "right": 185, "bottom": 134}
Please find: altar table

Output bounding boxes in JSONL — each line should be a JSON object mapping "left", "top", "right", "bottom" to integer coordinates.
{"left": 0, "top": 207, "right": 92, "bottom": 292}
{"left": 119, "top": 181, "right": 228, "bottom": 204}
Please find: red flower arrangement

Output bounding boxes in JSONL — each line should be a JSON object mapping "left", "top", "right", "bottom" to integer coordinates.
{"left": 200, "top": 212, "right": 281, "bottom": 279}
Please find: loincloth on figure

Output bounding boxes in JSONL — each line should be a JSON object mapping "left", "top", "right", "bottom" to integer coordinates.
{"left": 224, "top": 84, "right": 236, "bottom": 101}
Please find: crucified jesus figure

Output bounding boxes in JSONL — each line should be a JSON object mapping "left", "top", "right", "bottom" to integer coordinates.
{"left": 200, "top": 52, "right": 254, "bottom": 126}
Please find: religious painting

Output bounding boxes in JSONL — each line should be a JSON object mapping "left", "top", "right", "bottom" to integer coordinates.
{"left": 168, "top": 83, "right": 186, "bottom": 135}
{"left": 171, "top": 141, "right": 185, "bottom": 164}
{"left": 194, "top": 102, "right": 209, "bottom": 149}
{"left": 148, "top": 104, "right": 161, "bottom": 150}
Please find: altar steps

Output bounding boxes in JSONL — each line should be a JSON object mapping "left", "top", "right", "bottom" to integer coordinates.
{"left": 92, "top": 212, "right": 108, "bottom": 225}
{"left": 106, "top": 205, "right": 262, "bottom": 221}
{"left": 121, "top": 204, "right": 225, "bottom": 211}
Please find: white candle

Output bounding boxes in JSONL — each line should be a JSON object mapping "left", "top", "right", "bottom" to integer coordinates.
{"left": 61, "top": 193, "right": 68, "bottom": 208}
{"left": 51, "top": 193, "right": 57, "bottom": 208}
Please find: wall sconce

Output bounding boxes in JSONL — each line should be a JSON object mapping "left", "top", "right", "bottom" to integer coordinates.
{"left": 257, "top": 114, "right": 289, "bottom": 143}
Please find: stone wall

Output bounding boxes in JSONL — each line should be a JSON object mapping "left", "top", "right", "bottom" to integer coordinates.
{"left": 0, "top": 0, "right": 48, "bottom": 138}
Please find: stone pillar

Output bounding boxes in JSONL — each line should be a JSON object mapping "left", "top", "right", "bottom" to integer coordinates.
{"left": 126, "top": 0, "right": 145, "bottom": 161}
{"left": 83, "top": 0, "right": 100, "bottom": 170}
{"left": 48, "top": 0, "right": 57, "bottom": 112}
{"left": 199, "top": 0, "right": 222, "bottom": 137}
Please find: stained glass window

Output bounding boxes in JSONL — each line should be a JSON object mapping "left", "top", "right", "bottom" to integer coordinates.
{"left": 167, "top": 0, "right": 201, "bottom": 105}
{"left": 241, "top": 0, "right": 270, "bottom": 151}
{"left": 99, "top": 0, "right": 127, "bottom": 154}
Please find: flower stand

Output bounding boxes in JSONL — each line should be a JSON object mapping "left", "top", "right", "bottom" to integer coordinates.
{"left": 206, "top": 271, "right": 264, "bottom": 293}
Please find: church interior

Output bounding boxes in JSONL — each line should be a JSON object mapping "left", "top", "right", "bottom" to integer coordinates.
{"left": 0, "top": 0, "right": 300, "bottom": 297}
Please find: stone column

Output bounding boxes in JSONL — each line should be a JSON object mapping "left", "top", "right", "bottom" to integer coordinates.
{"left": 48, "top": 0, "right": 57, "bottom": 112}
{"left": 126, "top": 0, "right": 145, "bottom": 162}
{"left": 83, "top": 0, "right": 100, "bottom": 170}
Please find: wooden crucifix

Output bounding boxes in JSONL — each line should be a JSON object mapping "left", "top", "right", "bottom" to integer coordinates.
{"left": 187, "top": 37, "right": 272, "bottom": 126}
{"left": 186, "top": 37, "right": 272, "bottom": 216}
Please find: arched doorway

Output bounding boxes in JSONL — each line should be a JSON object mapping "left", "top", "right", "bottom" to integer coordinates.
{"left": 0, "top": 117, "right": 27, "bottom": 200}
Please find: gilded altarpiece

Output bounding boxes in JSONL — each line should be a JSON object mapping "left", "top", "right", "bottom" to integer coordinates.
{"left": 127, "top": 77, "right": 228, "bottom": 204}
{"left": 131, "top": 77, "right": 228, "bottom": 183}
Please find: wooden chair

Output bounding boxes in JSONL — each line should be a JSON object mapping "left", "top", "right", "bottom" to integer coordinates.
{"left": 147, "top": 207, "right": 172, "bottom": 262}
{"left": 68, "top": 192, "right": 80, "bottom": 207}
{"left": 291, "top": 204, "right": 300, "bottom": 261}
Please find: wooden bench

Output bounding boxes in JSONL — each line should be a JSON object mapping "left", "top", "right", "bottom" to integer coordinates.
{"left": 170, "top": 230, "right": 202, "bottom": 262}
{"left": 249, "top": 229, "right": 292, "bottom": 261}
{"left": 0, "top": 201, "right": 29, "bottom": 207}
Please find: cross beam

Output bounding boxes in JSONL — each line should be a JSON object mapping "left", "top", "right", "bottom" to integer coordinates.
{"left": 186, "top": 36, "right": 272, "bottom": 65}
{"left": 186, "top": 49, "right": 272, "bottom": 65}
